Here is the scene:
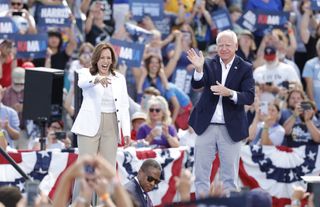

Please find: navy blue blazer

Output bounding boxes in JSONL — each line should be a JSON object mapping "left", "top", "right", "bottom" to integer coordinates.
{"left": 125, "top": 178, "right": 153, "bottom": 207}
{"left": 188, "top": 55, "right": 255, "bottom": 142}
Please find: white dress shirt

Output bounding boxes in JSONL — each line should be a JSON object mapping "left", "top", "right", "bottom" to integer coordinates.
{"left": 193, "top": 56, "right": 238, "bottom": 124}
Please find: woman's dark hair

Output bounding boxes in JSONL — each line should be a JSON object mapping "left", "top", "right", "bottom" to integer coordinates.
{"left": 48, "top": 30, "right": 63, "bottom": 50}
{"left": 144, "top": 55, "right": 161, "bottom": 74}
{"left": 90, "top": 42, "right": 117, "bottom": 76}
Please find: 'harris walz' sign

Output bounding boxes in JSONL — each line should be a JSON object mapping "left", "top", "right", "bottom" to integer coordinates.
{"left": 15, "top": 34, "right": 48, "bottom": 59}
{"left": 36, "top": 4, "right": 71, "bottom": 28}
{"left": 0, "top": 17, "right": 19, "bottom": 39}
{"left": 129, "top": 0, "right": 163, "bottom": 21}
{"left": 110, "top": 38, "right": 145, "bottom": 68}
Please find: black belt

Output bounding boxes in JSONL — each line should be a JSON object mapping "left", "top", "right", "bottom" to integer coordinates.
{"left": 211, "top": 122, "right": 225, "bottom": 125}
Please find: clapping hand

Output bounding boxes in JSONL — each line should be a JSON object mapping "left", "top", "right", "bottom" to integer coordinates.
{"left": 210, "top": 81, "right": 231, "bottom": 97}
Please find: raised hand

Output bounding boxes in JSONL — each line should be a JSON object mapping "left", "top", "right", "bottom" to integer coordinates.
{"left": 186, "top": 48, "right": 205, "bottom": 73}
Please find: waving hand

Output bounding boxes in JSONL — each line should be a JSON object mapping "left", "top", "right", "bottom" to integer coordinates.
{"left": 186, "top": 48, "right": 205, "bottom": 73}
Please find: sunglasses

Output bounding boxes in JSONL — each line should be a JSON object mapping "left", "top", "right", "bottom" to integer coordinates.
{"left": 11, "top": 2, "right": 22, "bottom": 6}
{"left": 147, "top": 175, "right": 161, "bottom": 185}
{"left": 149, "top": 108, "right": 161, "bottom": 113}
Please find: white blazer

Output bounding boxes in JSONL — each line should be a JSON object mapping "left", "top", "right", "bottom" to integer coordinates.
{"left": 71, "top": 68, "right": 131, "bottom": 143}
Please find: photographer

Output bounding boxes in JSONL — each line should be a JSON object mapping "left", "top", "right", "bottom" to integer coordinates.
{"left": 283, "top": 100, "right": 320, "bottom": 147}
{"left": 29, "top": 120, "right": 69, "bottom": 150}
{"left": 246, "top": 101, "right": 285, "bottom": 146}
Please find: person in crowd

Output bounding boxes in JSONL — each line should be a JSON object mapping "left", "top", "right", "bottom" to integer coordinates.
{"left": 53, "top": 155, "right": 134, "bottom": 207}
{"left": 206, "top": 44, "right": 218, "bottom": 58}
{"left": 130, "top": 111, "right": 147, "bottom": 141}
{"left": 0, "top": 85, "right": 20, "bottom": 149}
{"left": 0, "top": 40, "right": 17, "bottom": 88}
{"left": 283, "top": 100, "right": 320, "bottom": 147}
{"left": 28, "top": 119, "right": 66, "bottom": 150}
{"left": 5, "top": 0, "right": 37, "bottom": 34}
{"left": 186, "top": 30, "right": 255, "bottom": 197}
{"left": 303, "top": 38, "right": 320, "bottom": 112}
{"left": 33, "top": 27, "right": 77, "bottom": 70}
{"left": 68, "top": 42, "right": 94, "bottom": 84}
{"left": 140, "top": 87, "right": 161, "bottom": 112}
{"left": 228, "top": 5, "right": 243, "bottom": 34}
{"left": 2, "top": 67, "right": 26, "bottom": 149}
{"left": 165, "top": 23, "right": 201, "bottom": 104}
{"left": 137, "top": 30, "right": 182, "bottom": 101}
{"left": 300, "top": 0, "right": 319, "bottom": 67}
{"left": 279, "top": 88, "right": 306, "bottom": 125}
{"left": 236, "top": 30, "right": 256, "bottom": 64}
{"left": 71, "top": 42, "right": 131, "bottom": 168}
{"left": 247, "top": 102, "right": 285, "bottom": 146}
{"left": 125, "top": 159, "right": 162, "bottom": 207}
{"left": 181, "top": 0, "right": 213, "bottom": 50}
{"left": 136, "top": 96, "right": 179, "bottom": 148}
{"left": 167, "top": 82, "right": 193, "bottom": 130}
{"left": 84, "top": 0, "right": 115, "bottom": 46}
{"left": 253, "top": 46, "right": 301, "bottom": 103}
{"left": 272, "top": 28, "right": 300, "bottom": 78}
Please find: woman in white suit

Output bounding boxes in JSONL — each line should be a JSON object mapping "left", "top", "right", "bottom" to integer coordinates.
{"left": 71, "top": 42, "right": 130, "bottom": 168}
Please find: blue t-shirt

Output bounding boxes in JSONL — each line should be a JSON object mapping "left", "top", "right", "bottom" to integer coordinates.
{"left": 302, "top": 57, "right": 320, "bottom": 109}
{"left": 167, "top": 83, "right": 190, "bottom": 107}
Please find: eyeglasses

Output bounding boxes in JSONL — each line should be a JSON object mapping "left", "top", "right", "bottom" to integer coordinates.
{"left": 149, "top": 108, "right": 161, "bottom": 113}
{"left": 11, "top": 2, "right": 22, "bottom": 6}
{"left": 147, "top": 175, "right": 161, "bottom": 185}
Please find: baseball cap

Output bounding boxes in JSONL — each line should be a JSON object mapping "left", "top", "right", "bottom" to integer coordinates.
{"left": 22, "top": 61, "right": 35, "bottom": 69}
{"left": 264, "top": 46, "right": 277, "bottom": 61}
{"left": 239, "top": 29, "right": 254, "bottom": 39}
{"left": 131, "top": 111, "right": 147, "bottom": 122}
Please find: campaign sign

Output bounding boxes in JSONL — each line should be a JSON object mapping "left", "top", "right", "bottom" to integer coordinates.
{"left": 212, "top": 9, "right": 233, "bottom": 31}
{"left": 110, "top": 38, "right": 145, "bottom": 68}
{"left": 0, "top": 17, "right": 19, "bottom": 39}
{"left": 15, "top": 34, "right": 48, "bottom": 59}
{"left": 311, "top": 0, "right": 320, "bottom": 11}
{"left": 237, "top": 10, "right": 257, "bottom": 32}
{"left": 129, "top": 0, "right": 163, "bottom": 21}
{"left": 36, "top": 4, "right": 71, "bottom": 28}
{"left": 0, "top": 0, "right": 9, "bottom": 12}
{"left": 256, "top": 10, "right": 289, "bottom": 29}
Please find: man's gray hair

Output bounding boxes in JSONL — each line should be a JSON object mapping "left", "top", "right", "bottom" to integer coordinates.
{"left": 216, "top": 29, "right": 238, "bottom": 45}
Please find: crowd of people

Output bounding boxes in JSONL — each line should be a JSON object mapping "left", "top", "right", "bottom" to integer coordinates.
{"left": 1, "top": 0, "right": 320, "bottom": 206}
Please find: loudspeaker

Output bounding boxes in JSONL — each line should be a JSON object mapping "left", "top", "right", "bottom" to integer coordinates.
{"left": 23, "top": 67, "right": 64, "bottom": 121}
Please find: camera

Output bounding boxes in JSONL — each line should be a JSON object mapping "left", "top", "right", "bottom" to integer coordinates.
{"left": 259, "top": 101, "right": 269, "bottom": 115}
{"left": 25, "top": 180, "right": 40, "bottom": 207}
{"left": 301, "top": 101, "right": 312, "bottom": 111}
{"left": 281, "top": 81, "right": 289, "bottom": 90}
{"left": 84, "top": 164, "right": 95, "bottom": 175}
{"left": 54, "top": 131, "right": 66, "bottom": 140}
{"left": 12, "top": 11, "right": 22, "bottom": 16}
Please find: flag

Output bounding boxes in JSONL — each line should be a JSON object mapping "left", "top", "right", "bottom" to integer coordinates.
{"left": 239, "top": 145, "right": 320, "bottom": 207}
{"left": 0, "top": 145, "right": 319, "bottom": 207}
{"left": 0, "top": 149, "right": 77, "bottom": 199}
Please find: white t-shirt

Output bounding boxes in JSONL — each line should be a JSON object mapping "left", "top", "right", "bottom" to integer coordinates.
{"left": 253, "top": 62, "right": 301, "bottom": 102}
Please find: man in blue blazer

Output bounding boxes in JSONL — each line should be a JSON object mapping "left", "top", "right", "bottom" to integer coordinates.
{"left": 125, "top": 159, "right": 162, "bottom": 207}
{"left": 187, "top": 30, "right": 255, "bottom": 197}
